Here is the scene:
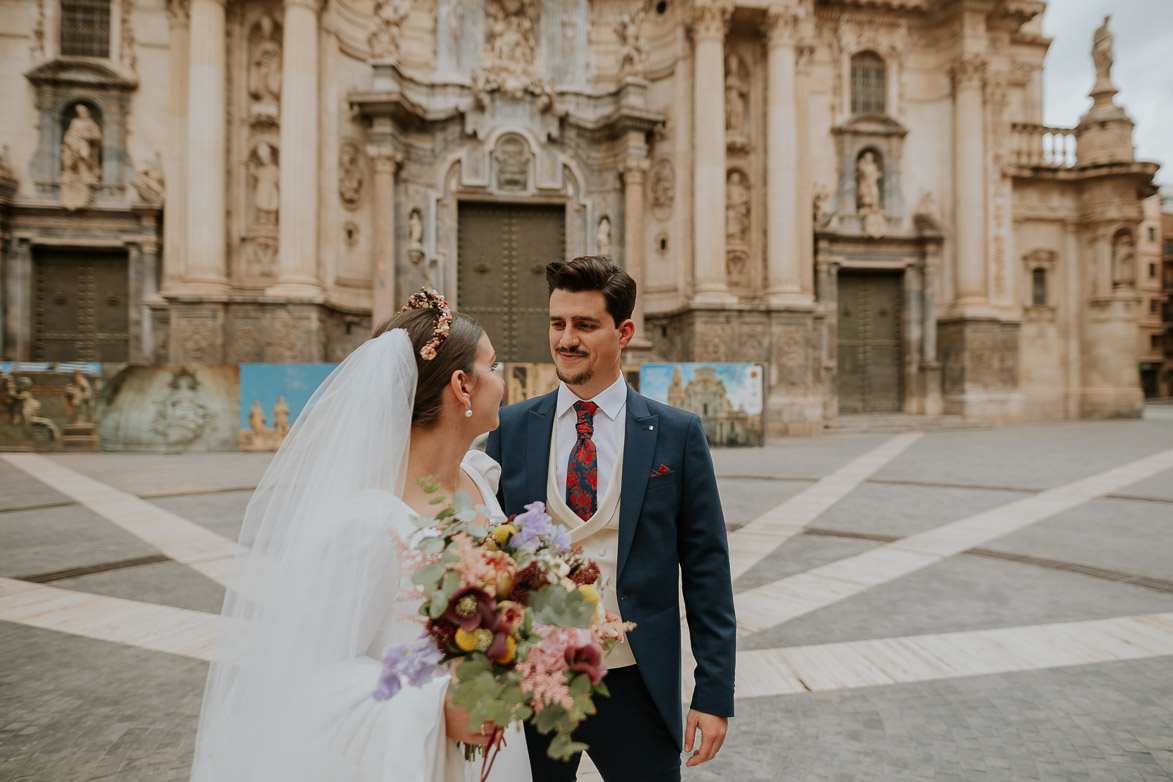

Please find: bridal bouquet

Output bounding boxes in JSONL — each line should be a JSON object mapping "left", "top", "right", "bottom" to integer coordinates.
{"left": 374, "top": 480, "right": 633, "bottom": 777}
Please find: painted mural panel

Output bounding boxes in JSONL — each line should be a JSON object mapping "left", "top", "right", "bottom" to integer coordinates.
{"left": 640, "top": 363, "right": 765, "bottom": 447}
{"left": 239, "top": 364, "right": 336, "bottom": 451}
{"left": 99, "top": 365, "right": 240, "bottom": 452}
{"left": 0, "top": 362, "right": 106, "bottom": 451}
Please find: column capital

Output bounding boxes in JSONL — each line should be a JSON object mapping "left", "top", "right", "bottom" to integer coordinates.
{"left": 688, "top": 1, "right": 733, "bottom": 41}
{"left": 620, "top": 157, "right": 650, "bottom": 184}
{"left": 950, "top": 53, "right": 987, "bottom": 91}
{"left": 796, "top": 44, "right": 815, "bottom": 74}
{"left": 366, "top": 144, "right": 403, "bottom": 174}
{"left": 763, "top": 7, "right": 803, "bottom": 48}
{"left": 165, "top": 0, "right": 190, "bottom": 27}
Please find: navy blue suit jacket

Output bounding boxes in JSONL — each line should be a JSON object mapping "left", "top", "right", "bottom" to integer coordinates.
{"left": 486, "top": 386, "right": 736, "bottom": 747}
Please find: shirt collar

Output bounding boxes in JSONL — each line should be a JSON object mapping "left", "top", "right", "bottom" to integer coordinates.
{"left": 556, "top": 373, "right": 628, "bottom": 422}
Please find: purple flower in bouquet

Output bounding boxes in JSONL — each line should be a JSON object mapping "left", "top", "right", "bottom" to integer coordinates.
{"left": 374, "top": 636, "right": 443, "bottom": 701}
{"left": 510, "top": 501, "right": 571, "bottom": 553}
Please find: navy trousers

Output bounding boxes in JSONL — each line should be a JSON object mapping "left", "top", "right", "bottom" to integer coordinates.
{"left": 524, "top": 666, "right": 681, "bottom": 782}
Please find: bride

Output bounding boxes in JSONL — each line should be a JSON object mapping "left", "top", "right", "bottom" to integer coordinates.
{"left": 190, "top": 291, "right": 530, "bottom": 781}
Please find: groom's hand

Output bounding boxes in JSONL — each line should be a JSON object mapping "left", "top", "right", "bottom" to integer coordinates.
{"left": 684, "top": 709, "right": 728, "bottom": 767}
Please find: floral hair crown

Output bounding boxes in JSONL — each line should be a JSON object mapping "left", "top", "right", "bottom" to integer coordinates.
{"left": 400, "top": 288, "right": 453, "bottom": 361}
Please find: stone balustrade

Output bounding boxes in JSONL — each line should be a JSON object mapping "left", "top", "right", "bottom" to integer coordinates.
{"left": 1010, "top": 123, "right": 1078, "bottom": 169}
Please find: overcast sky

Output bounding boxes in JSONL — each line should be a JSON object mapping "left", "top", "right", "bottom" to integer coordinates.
{"left": 1041, "top": 1, "right": 1173, "bottom": 192}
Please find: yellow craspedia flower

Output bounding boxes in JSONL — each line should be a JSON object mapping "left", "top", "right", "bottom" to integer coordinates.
{"left": 577, "top": 584, "right": 600, "bottom": 606}
{"left": 493, "top": 635, "right": 518, "bottom": 665}
{"left": 454, "top": 627, "right": 493, "bottom": 653}
{"left": 492, "top": 524, "right": 517, "bottom": 545}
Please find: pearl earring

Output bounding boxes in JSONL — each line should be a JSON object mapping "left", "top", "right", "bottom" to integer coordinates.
{"left": 464, "top": 407, "right": 473, "bottom": 418}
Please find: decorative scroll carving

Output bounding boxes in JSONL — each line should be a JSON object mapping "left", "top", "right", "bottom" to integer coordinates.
{"left": 369, "top": 0, "right": 411, "bottom": 60}
{"left": 614, "top": 7, "right": 648, "bottom": 80}
{"left": 120, "top": 0, "right": 137, "bottom": 70}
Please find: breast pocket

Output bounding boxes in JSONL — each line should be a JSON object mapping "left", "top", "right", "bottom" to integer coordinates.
{"left": 646, "top": 471, "right": 676, "bottom": 492}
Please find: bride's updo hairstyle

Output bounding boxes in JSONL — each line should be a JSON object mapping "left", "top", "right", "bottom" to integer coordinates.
{"left": 372, "top": 290, "right": 484, "bottom": 427}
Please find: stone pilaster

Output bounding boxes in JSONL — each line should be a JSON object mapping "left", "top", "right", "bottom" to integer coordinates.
{"left": 950, "top": 53, "right": 988, "bottom": 309}
{"left": 621, "top": 154, "right": 651, "bottom": 350}
{"left": 763, "top": 8, "right": 809, "bottom": 306}
{"left": 161, "top": 0, "right": 189, "bottom": 294}
{"left": 689, "top": 1, "right": 734, "bottom": 306}
{"left": 368, "top": 144, "right": 403, "bottom": 327}
{"left": 268, "top": 0, "right": 324, "bottom": 298}
{"left": 181, "top": 0, "right": 229, "bottom": 294}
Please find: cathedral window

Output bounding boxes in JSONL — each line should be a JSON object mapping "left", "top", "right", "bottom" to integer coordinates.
{"left": 60, "top": 0, "right": 111, "bottom": 58}
{"left": 851, "top": 52, "right": 886, "bottom": 115}
{"left": 1031, "top": 267, "right": 1047, "bottom": 307}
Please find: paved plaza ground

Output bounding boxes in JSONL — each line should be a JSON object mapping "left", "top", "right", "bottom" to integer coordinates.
{"left": 2, "top": 409, "right": 1172, "bottom": 781}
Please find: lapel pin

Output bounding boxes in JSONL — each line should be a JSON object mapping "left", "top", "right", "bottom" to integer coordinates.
{"left": 649, "top": 425, "right": 654, "bottom": 430}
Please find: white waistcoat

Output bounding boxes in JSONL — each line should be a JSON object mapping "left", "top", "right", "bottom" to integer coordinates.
{"left": 545, "top": 426, "right": 636, "bottom": 668}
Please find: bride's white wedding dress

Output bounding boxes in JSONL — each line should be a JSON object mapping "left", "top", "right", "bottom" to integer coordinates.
{"left": 189, "top": 331, "right": 529, "bottom": 782}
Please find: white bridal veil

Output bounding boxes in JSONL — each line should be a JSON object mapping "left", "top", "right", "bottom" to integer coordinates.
{"left": 190, "top": 329, "right": 423, "bottom": 781}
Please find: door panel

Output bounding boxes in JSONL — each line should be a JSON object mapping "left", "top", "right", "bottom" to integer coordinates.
{"left": 33, "top": 251, "right": 130, "bottom": 362}
{"left": 837, "top": 272, "right": 903, "bottom": 413}
{"left": 458, "top": 203, "right": 565, "bottom": 363}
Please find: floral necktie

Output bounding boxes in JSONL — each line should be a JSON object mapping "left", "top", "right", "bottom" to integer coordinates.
{"left": 566, "top": 400, "right": 600, "bottom": 521}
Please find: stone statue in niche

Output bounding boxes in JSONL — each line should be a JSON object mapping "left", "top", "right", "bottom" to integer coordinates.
{"left": 249, "top": 141, "right": 280, "bottom": 224}
{"left": 812, "top": 186, "right": 832, "bottom": 229}
{"left": 596, "top": 216, "right": 612, "bottom": 258}
{"left": 132, "top": 151, "right": 165, "bottom": 203}
{"left": 1112, "top": 230, "right": 1136, "bottom": 290}
{"left": 338, "top": 142, "right": 363, "bottom": 209}
{"left": 409, "top": 208, "right": 424, "bottom": 262}
{"left": 856, "top": 151, "right": 885, "bottom": 239}
{"left": 1092, "top": 15, "right": 1114, "bottom": 89}
{"left": 60, "top": 105, "right": 102, "bottom": 211}
{"left": 369, "top": 0, "right": 411, "bottom": 60}
{"left": 725, "top": 170, "right": 750, "bottom": 246}
{"left": 614, "top": 7, "right": 648, "bottom": 80}
{"left": 725, "top": 55, "right": 747, "bottom": 136}
{"left": 494, "top": 137, "right": 529, "bottom": 191}
{"left": 248, "top": 15, "right": 282, "bottom": 119}
{"left": 649, "top": 158, "right": 675, "bottom": 220}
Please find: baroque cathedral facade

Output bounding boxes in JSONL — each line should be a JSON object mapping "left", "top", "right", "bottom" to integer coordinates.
{"left": 0, "top": 0, "right": 1158, "bottom": 434}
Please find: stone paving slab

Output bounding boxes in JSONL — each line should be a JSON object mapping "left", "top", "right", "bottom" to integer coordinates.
{"left": 983, "top": 497, "right": 1173, "bottom": 583}
{"left": 1112, "top": 465, "right": 1173, "bottom": 503}
{"left": 0, "top": 460, "right": 72, "bottom": 512}
{"left": 52, "top": 561, "right": 225, "bottom": 614}
{"left": 712, "top": 434, "right": 893, "bottom": 480}
{"left": 0, "top": 503, "right": 161, "bottom": 579}
{"left": 873, "top": 422, "right": 1173, "bottom": 491}
{"left": 808, "top": 482, "right": 1030, "bottom": 540}
{"left": 734, "top": 534, "right": 879, "bottom": 592}
{"left": 715, "top": 477, "right": 811, "bottom": 530}
{"left": 47, "top": 453, "right": 272, "bottom": 497}
{"left": 144, "top": 491, "right": 253, "bottom": 543}
{"left": 742, "top": 554, "right": 1173, "bottom": 651}
{"left": 685, "top": 657, "right": 1173, "bottom": 782}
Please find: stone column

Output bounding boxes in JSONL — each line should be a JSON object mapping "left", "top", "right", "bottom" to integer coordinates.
{"left": 690, "top": 1, "right": 734, "bottom": 306}
{"left": 763, "top": 9, "right": 809, "bottom": 306}
{"left": 951, "top": 54, "right": 988, "bottom": 307}
{"left": 268, "top": 0, "right": 323, "bottom": 297}
{"left": 182, "top": 0, "right": 229, "bottom": 294}
{"left": 368, "top": 144, "right": 402, "bottom": 327}
{"left": 162, "top": 0, "right": 189, "bottom": 293}
{"left": 621, "top": 155, "right": 651, "bottom": 349}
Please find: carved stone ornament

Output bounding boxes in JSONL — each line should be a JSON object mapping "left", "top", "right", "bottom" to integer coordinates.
{"left": 856, "top": 151, "right": 885, "bottom": 239}
{"left": 369, "top": 0, "right": 411, "bottom": 61}
{"left": 343, "top": 220, "right": 360, "bottom": 249}
{"left": 614, "top": 7, "right": 648, "bottom": 80}
{"left": 596, "top": 215, "right": 612, "bottom": 258}
{"left": 690, "top": 1, "right": 733, "bottom": 40}
{"left": 1111, "top": 229, "right": 1136, "bottom": 289}
{"left": 763, "top": 7, "right": 800, "bottom": 48}
{"left": 913, "top": 190, "right": 941, "bottom": 233}
{"left": 951, "top": 54, "right": 987, "bottom": 91}
{"left": 725, "top": 54, "right": 748, "bottom": 138}
{"left": 725, "top": 169, "right": 750, "bottom": 247}
{"left": 338, "top": 141, "right": 364, "bottom": 209}
{"left": 409, "top": 208, "right": 424, "bottom": 262}
{"left": 0, "top": 145, "right": 16, "bottom": 182}
{"left": 60, "top": 105, "right": 102, "bottom": 212}
{"left": 248, "top": 140, "right": 280, "bottom": 225}
{"left": 249, "top": 15, "right": 282, "bottom": 124}
{"left": 132, "top": 151, "right": 165, "bottom": 203}
{"left": 1092, "top": 15, "right": 1115, "bottom": 91}
{"left": 30, "top": 0, "right": 46, "bottom": 60}
{"left": 726, "top": 247, "right": 749, "bottom": 288}
{"left": 471, "top": 0, "right": 554, "bottom": 106}
{"left": 165, "top": 0, "right": 190, "bottom": 27}
{"left": 151, "top": 368, "right": 212, "bottom": 446}
{"left": 812, "top": 185, "right": 832, "bottom": 229}
{"left": 649, "top": 158, "right": 675, "bottom": 221}
{"left": 494, "top": 136, "right": 529, "bottom": 192}
{"left": 120, "top": 0, "right": 137, "bottom": 70}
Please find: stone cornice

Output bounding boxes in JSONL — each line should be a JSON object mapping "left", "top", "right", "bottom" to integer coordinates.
{"left": 24, "top": 58, "right": 139, "bottom": 91}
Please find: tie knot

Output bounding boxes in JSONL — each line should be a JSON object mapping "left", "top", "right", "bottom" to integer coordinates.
{"left": 574, "top": 400, "right": 599, "bottom": 437}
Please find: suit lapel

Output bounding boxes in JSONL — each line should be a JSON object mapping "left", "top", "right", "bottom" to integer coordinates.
{"left": 526, "top": 391, "right": 557, "bottom": 507}
{"left": 617, "top": 387, "right": 657, "bottom": 582}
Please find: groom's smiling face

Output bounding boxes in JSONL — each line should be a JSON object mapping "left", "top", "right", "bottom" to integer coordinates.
{"left": 548, "top": 288, "right": 632, "bottom": 397}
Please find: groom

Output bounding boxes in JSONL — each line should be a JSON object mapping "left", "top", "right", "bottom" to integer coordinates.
{"left": 486, "top": 256, "right": 736, "bottom": 782}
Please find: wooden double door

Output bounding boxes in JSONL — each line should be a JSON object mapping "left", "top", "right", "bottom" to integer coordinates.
{"left": 457, "top": 203, "right": 565, "bottom": 364}
{"left": 837, "top": 271, "right": 904, "bottom": 413}
{"left": 32, "top": 250, "right": 130, "bottom": 361}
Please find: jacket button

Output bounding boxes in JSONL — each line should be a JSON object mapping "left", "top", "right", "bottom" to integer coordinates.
{"left": 620, "top": 594, "right": 628, "bottom": 601}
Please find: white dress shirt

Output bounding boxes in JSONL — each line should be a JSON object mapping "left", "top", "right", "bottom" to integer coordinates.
{"left": 554, "top": 374, "right": 627, "bottom": 504}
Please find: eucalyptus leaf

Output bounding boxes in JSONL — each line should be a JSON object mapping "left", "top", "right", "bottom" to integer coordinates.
{"left": 417, "top": 536, "right": 445, "bottom": 555}
{"left": 452, "top": 491, "right": 474, "bottom": 514}
{"left": 411, "top": 563, "right": 446, "bottom": 585}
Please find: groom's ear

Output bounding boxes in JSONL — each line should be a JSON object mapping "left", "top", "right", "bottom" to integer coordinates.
{"left": 618, "top": 318, "right": 635, "bottom": 349}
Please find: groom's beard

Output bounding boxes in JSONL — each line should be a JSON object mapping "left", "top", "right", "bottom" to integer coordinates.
{"left": 554, "top": 349, "right": 593, "bottom": 387}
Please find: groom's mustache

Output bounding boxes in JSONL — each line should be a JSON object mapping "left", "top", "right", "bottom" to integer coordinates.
{"left": 556, "top": 348, "right": 589, "bottom": 358}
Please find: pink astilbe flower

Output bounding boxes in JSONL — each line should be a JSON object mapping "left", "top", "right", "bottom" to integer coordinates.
{"left": 518, "top": 626, "right": 602, "bottom": 713}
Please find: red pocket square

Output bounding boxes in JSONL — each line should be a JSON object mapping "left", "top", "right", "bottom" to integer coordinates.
{"left": 650, "top": 464, "right": 671, "bottom": 477}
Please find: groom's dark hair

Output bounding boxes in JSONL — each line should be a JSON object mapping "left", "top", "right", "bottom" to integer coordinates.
{"left": 545, "top": 256, "right": 636, "bottom": 326}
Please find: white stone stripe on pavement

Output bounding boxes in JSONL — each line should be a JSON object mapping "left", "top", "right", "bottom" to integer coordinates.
{"left": 735, "top": 612, "right": 1173, "bottom": 697}
{"left": 2, "top": 454, "right": 237, "bottom": 586}
{"left": 0, "top": 576, "right": 219, "bottom": 661}
{"left": 734, "top": 447, "right": 1173, "bottom": 637}
{"left": 727, "top": 433, "right": 922, "bottom": 581}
